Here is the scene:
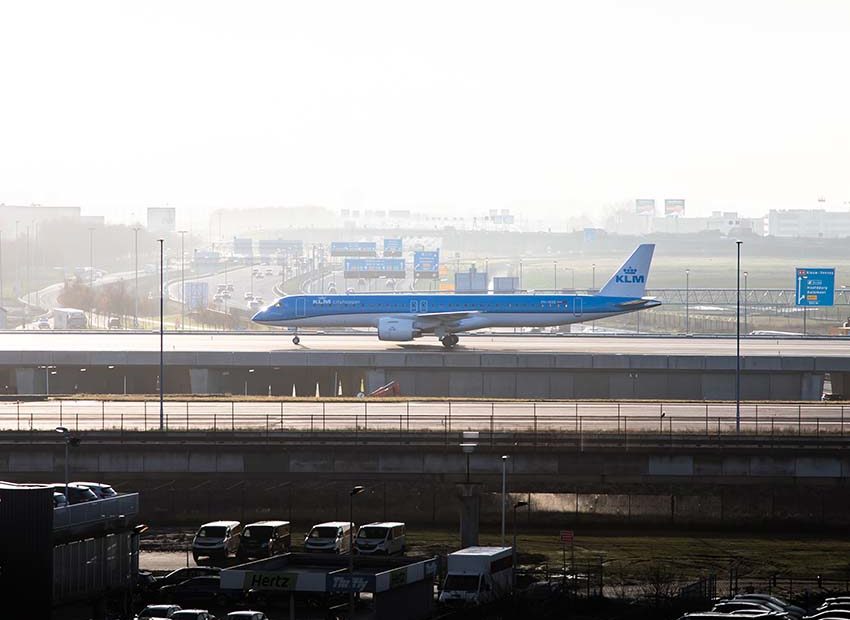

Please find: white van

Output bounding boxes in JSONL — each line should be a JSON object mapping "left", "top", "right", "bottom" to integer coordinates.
{"left": 354, "top": 522, "right": 405, "bottom": 555}
{"left": 303, "top": 521, "right": 354, "bottom": 554}
{"left": 439, "top": 546, "right": 513, "bottom": 606}
{"left": 192, "top": 520, "right": 242, "bottom": 562}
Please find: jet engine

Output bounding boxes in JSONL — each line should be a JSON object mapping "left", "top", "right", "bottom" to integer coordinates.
{"left": 377, "top": 317, "right": 420, "bottom": 341}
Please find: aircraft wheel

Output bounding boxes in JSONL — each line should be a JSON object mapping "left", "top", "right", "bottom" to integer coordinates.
{"left": 441, "top": 335, "right": 458, "bottom": 349}
{"left": 292, "top": 335, "right": 301, "bottom": 345}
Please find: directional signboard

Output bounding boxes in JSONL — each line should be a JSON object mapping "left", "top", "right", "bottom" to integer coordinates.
{"left": 795, "top": 268, "right": 835, "bottom": 307}
{"left": 344, "top": 258, "right": 405, "bottom": 279}
{"left": 331, "top": 241, "right": 377, "bottom": 257}
{"left": 383, "top": 238, "right": 403, "bottom": 257}
{"left": 413, "top": 250, "right": 439, "bottom": 279}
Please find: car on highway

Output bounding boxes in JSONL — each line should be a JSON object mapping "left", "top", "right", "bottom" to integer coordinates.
{"left": 136, "top": 603, "right": 182, "bottom": 619}
{"left": 248, "top": 300, "right": 261, "bottom": 312}
{"left": 243, "top": 292, "right": 253, "bottom": 300}
{"left": 226, "top": 284, "right": 234, "bottom": 292}
{"left": 265, "top": 268, "right": 273, "bottom": 276}
{"left": 37, "top": 317, "right": 50, "bottom": 330}
{"left": 151, "top": 567, "right": 221, "bottom": 592}
{"left": 159, "top": 576, "right": 234, "bottom": 607}
{"left": 73, "top": 481, "right": 118, "bottom": 499}
{"left": 48, "top": 483, "right": 97, "bottom": 504}
{"left": 108, "top": 316, "right": 121, "bottom": 329}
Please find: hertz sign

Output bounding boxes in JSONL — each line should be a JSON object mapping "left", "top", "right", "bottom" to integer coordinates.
{"left": 615, "top": 266, "right": 644, "bottom": 284}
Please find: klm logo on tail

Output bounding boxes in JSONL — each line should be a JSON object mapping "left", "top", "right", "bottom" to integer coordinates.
{"left": 615, "top": 266, "right": 645, "bottom": 284}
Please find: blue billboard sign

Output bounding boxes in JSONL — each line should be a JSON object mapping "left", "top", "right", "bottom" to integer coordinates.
{"left": 330, "top": 241, "right": 377, "bottom": 257}
{"left": 344, "top": 258, "right": 405, "bottom": 278}
{"left": 795, "top": 267, "right": 835, "bottom": 307}
{"left": 184, "top": 281, "right": 209, "bottom": 311}
{"left": 413, "top": 251, "right": 439, "bottom": 279}
{"left": 383, "top": 238, "right": 403, "bottom": 257}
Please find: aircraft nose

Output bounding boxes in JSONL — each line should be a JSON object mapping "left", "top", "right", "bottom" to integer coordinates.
{"left": 251, "top": 309, "right": 268, "bottom": 322}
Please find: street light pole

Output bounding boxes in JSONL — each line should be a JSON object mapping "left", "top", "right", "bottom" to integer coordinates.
{"left": 178, "top": 230, "right": 187, "bottom": 330}
{"left": 743, "top": 271, "right": 748, "bottom": 335}
{"left": 501, "top": 455, "right": 509, "bottom": 545}
{"left": 736, "top": 240, "right": 742, "bottom": 433}
{"left": 88, "top": 227, "right": 95, "bottom": 289}
{"left": 685, "top": 269, "right": 690, "bottom": 334}
{"left": 553, "top": 261, "right": 557, "bottom": 291}
{"left": 349, "top": 485, "right": 365, "bottom": 618}
{"left": 133, "top": 227, "right": 140, "bottom": 329}
{"left": 592, "top": 264, "right": 596, "bottom": 291}
{"left": 159, "top": 238, "right": 165, "bottom": 431}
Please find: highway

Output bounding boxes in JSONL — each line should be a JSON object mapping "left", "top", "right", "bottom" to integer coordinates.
{"left": 0, "top": 331, "right": 846, "bottom": 355}
{"left": 1, "top": 398, "right": 846, "bottom": 434}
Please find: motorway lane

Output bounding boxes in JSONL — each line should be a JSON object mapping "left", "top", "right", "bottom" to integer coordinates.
{"left": 1, "top": 398, "right": 846, "bottom": 434}
{"left": 0, "top": 332, "right": 845, "bottom": 355}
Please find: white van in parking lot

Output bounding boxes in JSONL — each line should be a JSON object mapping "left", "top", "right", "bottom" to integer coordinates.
{"left": 303, "top": 521, "right": 354, "bottom": 553}
{"left": 192, "top": 520, "right": 242, "bottom": 562}
{"left": 354, "top": 522, "right": 405, "bottom": 555}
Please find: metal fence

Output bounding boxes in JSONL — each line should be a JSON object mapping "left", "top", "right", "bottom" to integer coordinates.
{"left": 1, "top": 399, "right": 849, "bottom": 438}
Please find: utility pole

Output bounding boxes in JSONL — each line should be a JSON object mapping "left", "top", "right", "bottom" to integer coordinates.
{"left": 735, "top": 240, "right": 742, "bottom": 433}
{"left": 88, "top": 227, "right": 95, "bottom": 288}
{"left": 685, "top": 269, "right": 690, "bottom": 334}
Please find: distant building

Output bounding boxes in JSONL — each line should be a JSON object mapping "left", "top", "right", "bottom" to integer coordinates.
{"left": 0, "top": 204, "right": 82, "bottom": 237}
{"left": 609, "top": 211, "right": 764, "bottom": 236}
{"left": 147, "top": 207, "right": 176, "bottom": 234}
{"left": 767, "top": 209, "right": 850, "bottom": 238}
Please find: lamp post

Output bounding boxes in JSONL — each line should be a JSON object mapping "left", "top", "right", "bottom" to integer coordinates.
{"left": 159, "top": 238, "right": 165, "bottom": 431}
{"left": 55, "top": 426, "right": 70, "bottom": 501}
{"left": 512, "top": 500, "right": 529, "bottom": 583}
{"left": 88, "top": 227, "right": 95, "bottom": 289}
{"left": 743, "top": 271, "right": 748, "bottom": 335}
{"left": 736, "top": 240, "right": 742, "bottom": 433}
{"left": 349, "top": 485, "right": 365, "bottom": 618}
{"left": 519, "top": 260, "right": 523, "bottom": 291}
{"left": 501, "top": 455, "right": 509, "bottom": 545}
{"left": 685, "top": 269, "right": 690, "bottom": 334}
{"left": 178, "top": 230, "right": 187, "bottom": 330}
{"left": 553, "top": 261, "right": 557, "bottom": 291}
{"left": 133, "top": 227, "right": 140, "bottom": 328}
{"left": 460, "top": 442, "right": 477, "bottom": 484}
{"left": 591, "top": 263, "right": 596, "bottom": 291}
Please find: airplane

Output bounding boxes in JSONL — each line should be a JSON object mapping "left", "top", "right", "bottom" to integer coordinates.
{"left": 251, "top": 243, "right": 661, "bottom": 348}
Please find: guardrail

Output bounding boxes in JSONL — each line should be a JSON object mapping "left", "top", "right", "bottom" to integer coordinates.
{"left": 1, "top": 400, "right": 848, "bottom": 435}
{"left": 53, "top": 493, "right": 139, "bottom": 531}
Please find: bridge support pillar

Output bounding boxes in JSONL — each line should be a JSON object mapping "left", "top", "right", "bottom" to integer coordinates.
{"left": 189, "top": 368, "right": 224, "bottom": 394}
{"left": 15, "top": 368, "right": 36, "bottom": 395}
{"left": 457, "top": 483, "right": 481, "bottom": 548}
{"left": 830, "top": 372, "right": 850, "bottom": 399}
{"left": 801, "top": 373, "right": 825, "bottom": 401}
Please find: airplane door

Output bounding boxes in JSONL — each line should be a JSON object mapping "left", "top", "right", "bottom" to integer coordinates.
{"left": 573, "top": 297, "right": 582, "bottom": 317}
{"left": 296, "top": 298, "right": 307, "bottom": 317}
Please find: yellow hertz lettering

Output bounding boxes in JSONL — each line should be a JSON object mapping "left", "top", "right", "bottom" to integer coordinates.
{"left": 245, "top": 572, "right": 296, "bottom": 590}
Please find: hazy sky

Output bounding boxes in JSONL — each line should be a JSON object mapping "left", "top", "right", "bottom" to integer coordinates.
{"left": 1, "top": 0, "right": 848, "bottom": 224}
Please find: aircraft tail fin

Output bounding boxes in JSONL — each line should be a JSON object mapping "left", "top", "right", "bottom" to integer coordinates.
{"left": 597, "top": 244, "right": 655, "bottom": 298}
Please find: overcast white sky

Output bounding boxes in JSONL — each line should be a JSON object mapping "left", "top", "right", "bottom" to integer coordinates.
{"left": 0, "top": 0, "right": 848, "bottom": 224}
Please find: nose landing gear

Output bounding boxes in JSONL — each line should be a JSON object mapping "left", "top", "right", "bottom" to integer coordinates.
{"left": 292, "top": 335, "right": 301, "bottom": 345}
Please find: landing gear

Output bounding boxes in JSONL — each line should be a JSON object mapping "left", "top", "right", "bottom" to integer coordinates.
{"left": 292, "top": 335, "right": 301, "bottom": 345}
{"left": 441, "top": 334, "right": 459, "bottom": 349}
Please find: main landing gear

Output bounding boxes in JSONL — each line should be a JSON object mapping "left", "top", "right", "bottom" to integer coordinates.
{"left": 440, "top": 334, "right": 459, "bottom": 349}
{"left": 292, "top": 332, "right": 301, "bottom": 345}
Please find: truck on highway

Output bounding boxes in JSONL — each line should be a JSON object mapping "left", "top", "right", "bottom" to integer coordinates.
{"left": 53, "top": 308, "right": 87, "bottom": 330}
{"left": 439, "top": 546, "right": 513, "bottom": 606}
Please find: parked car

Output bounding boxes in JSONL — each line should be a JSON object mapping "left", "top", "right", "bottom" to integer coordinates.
{"left": 48, "top": 483, "right": 97, "bottom": 504}
{"left": 805, "top": 611, "right": 850, "bottom": 620}
{"left": 354, "top": 522, "right": 405, "bottom": 555}
{"left": 227, "top": 612, "right": 268, "bottom": 620}
{"left": 73, "top": 481, "right": 118, "bottom": 499}
{"left": 192, "top": 521, "right": 242, "bottom": 562}
{"left": 171, "top": 610, "right": 217, "bottom": 620}
{"left": 238, "top": 521, "right": 291, "bottom": 560}
{"left": 304, "top": 521, "right": 354, "bottom": 554}
{"left": 713, "top": 601, "right": 788, "bottom": 616}
{"left": 159, "top": 576, "right": 233, "bottom": 607}
{"left": 679, "top": 614, "right": 780, "bottom": 620}
{"left": 136, "top": 604, "right": 182, "bottom": 619}
{"left": 53, "top": 492, "right": 68, "bottom": 508}
{"left": 733, "top": 594, "right": 805, "bottom": 619}
{"left": 152, "top": 567, "right": 221, "bottom": 591}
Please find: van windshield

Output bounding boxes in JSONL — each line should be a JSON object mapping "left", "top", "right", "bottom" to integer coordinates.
{"left": 198, "top": 526, "right": 226, "bottom": 538}
{"left": 358, "top": 527, "right": 388, "bottom": 540}
{"left": 444, "top": 574, "right": 480, "bottom": 592}
{"left": 309, "top": 527, "right": 340, "bottom": 539}
{"left": 244, "top": 526, "right": 273, "bottom": 539}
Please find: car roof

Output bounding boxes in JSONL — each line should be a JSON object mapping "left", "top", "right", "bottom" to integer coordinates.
{"left": 73, "top": 481, "right": 111, "bottom": 487}
{"left": 199, "top": 520, "right": 240, "bottom": 527}
{"left": 359, "top": 522, "right": 405, "bottom": 528}
{"left": 311, "top": 521, "right": 351, "bottom": 528}
{"left": 245, "top": 521, "right": 289, "bottom": 527}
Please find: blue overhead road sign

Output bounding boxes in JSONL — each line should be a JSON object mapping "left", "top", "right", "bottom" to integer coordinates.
{"left": 795, "top": 268, "right": 835, "bottom": 306}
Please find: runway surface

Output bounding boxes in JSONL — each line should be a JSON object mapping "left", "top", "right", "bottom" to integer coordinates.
{"left": 0, "top": 332, "right": 846, "bottom": 355}
{"left": 2, "top": 398, "right": 846, "bottom": 434}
